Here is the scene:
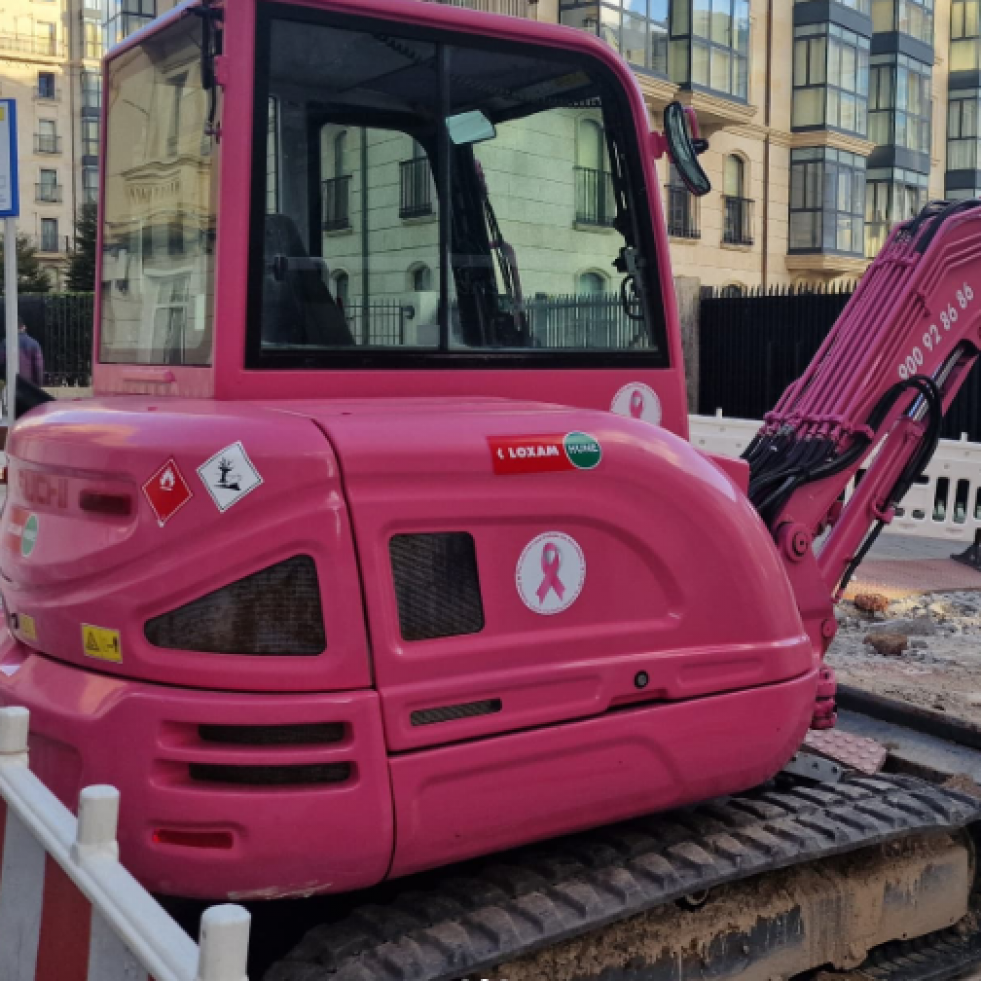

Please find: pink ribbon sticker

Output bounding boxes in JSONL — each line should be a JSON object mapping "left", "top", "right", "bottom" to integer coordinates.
{"left": 537, "top": 543, "right": 566, "bottom": 604}
{"left": 630, "top": 389, "right": 645, "bottom": 419}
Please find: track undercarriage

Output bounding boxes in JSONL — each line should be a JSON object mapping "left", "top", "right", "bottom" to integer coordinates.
{"left": 266, "top": 774, "right": 981, "bottom": 981}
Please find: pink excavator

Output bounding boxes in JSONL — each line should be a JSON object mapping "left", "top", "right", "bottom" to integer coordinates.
{"left": 2, "top": 1, "right": 981, "bottom": 979}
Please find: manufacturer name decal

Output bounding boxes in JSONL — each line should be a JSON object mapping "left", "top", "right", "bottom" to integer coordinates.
{"left": 489, "top": 432, "right": 602, "bottom": 476}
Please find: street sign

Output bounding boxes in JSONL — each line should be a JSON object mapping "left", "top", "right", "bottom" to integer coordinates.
{"left": 0, "top": 100, "right": 19, "bottom": 219}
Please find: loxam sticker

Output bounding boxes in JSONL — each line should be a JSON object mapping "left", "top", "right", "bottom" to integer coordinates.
{"left": 515, "top": 532, "right": 586, "bottom": 616}
{"left": 489, "top": 432, "right": 602, "bottom": 476}
{"left": 611, "top": 383, "right": 662, "bottom": 426}
{"left": 82, "top": 624, "right": 122, "bottom": 664}
{"left": 143, "top": 458, "right": 193, "bottom": 527}
{"left": 197, "top": 442, "right": 263, "bottom": 513}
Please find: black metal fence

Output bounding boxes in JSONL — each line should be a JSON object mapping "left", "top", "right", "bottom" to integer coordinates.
{"left": 0, "top": 293, "right": 93, "bottom": 387}
{"left": 347, "top": 299, "right": 412, "bottom": 346}
{"left": 527, "top": 293, "right": 648, "bottom": 349}
{"left": 698, "top": 283, "right": 981, "bottom": 442}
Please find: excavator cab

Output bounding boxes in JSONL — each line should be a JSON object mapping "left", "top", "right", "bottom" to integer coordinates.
{"left": 95, "top": 0, "right": 698, "bottom": 428}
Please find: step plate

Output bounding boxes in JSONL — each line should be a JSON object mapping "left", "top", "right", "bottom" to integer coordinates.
{"left": 265, "top": 774, "right": 981, "bottom": 981}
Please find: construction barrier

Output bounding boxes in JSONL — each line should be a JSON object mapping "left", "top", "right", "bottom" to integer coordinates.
{"left": 0, "top": 706, "right": 251, "bottom": 981}
{"left": 691, "top": 412, "right": 981, "bottom": 544}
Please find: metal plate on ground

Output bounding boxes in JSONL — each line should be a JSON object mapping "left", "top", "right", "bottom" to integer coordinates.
{"left": 806, "top": 728, "right": 888, "bottom": 775}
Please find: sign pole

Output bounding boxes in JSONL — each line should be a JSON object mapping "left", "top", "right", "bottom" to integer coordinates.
{"left": 0, "top": 98, "right": 20, "bottom": 428}
{"left": 4, "top": 217, "right": 16, "bottom": 425}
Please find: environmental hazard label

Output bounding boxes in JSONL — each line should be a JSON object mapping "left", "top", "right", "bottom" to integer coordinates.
{"left": 82, "top": 624, "right": 122, "bottom": 664}
{"left": 197, "top": 442, "right": 264, "bottom": 513}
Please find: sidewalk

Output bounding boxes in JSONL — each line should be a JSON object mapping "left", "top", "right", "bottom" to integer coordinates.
{"left": 844, "top": 533, "right": 981, "bottom": 598}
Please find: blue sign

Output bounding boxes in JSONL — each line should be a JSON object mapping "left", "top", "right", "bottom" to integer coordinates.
{"left": 0, "top": 100, "right": 19, "bottom": 219}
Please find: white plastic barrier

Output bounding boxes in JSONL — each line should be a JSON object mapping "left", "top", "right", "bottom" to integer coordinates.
{"left": 0, "top": 706, "right": 250, "bottom": 981}
{"left": 690, "top": 411, "right": 981, "bottom": 544}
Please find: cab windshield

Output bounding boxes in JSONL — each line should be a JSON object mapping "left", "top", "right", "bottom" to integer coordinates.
{"left": 250, "top": 4, "right": 667, "bottom": 367}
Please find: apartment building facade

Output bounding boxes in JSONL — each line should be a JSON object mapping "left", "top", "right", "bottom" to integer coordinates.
{"left": 1, "top": 0, "right": 974, "bottom": 294}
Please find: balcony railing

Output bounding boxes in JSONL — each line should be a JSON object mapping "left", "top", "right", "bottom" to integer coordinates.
{"left": 35, "top": 134, "right": 62, "bottom": 154}
{"left": 400, "top": 158, "right": 434, "bottom": 220}
{"left": 420, "top": 0, "right": 535, "bottom": 18}
{"left": 322, "top": 175, "right": 352, "bottom": 232}
{"left": 34, "top": 84, "right": 60, "bottom": 101}
{"left": 723, "top": 195, "right": 754, "bottom": 246}
{"left": 35, "top": 183, "right": 63, "bottom": 203}
{"left": 575, "top": 166, "right": 615, "bottom": 227}
{"left": 0, "top": 33, "right": 61, "bottom": 57}
{"left": 666, "top": 185, "right": 700, "bottom": 240}
{"left": 39, "top": 234, "right": 68, "bottom": 254}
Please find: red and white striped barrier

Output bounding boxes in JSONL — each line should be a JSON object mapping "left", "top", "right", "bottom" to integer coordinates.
{"left": 0, "top": 706, "right": 251, "bottom": 981}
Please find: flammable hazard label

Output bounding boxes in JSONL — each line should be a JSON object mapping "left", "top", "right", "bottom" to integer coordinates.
{"left": 488, "top": 432, "right": 602, "bottom": 476}
{"left": 82, "top": 624, "right": 122, "bottom": 664}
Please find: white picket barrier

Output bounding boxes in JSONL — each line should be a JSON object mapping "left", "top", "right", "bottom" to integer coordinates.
{"left": 691, "top": 411, "right": 981, "bottom": 545}
{"left": 0, "top": 706, "right": 250, "bottom": 981}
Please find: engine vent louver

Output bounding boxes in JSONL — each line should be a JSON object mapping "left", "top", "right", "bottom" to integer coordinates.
{"left": 411, "top": 699, "right": 502, "bottom": 727}
{"left": 390, "top": 533, "right": 485, "bottom": 641}
{"left": 188, "top": 762, "right": 351, "bottom": 786}
{"left": 198, "top": 723, "right": 345, "bottom": 746}
{"left": 145, "top": 556, "right": 326, "bottom": 656}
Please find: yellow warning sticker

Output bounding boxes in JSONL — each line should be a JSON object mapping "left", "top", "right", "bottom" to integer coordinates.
{"left": 81, "top": 624, "right": 122, "bottom": 663}
{"left": 18, "top": 614, "right": 36, "bottom": 642}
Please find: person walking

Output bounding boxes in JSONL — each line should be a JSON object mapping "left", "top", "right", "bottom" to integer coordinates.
{"left": 0, "top": 319, "right": 45, "bottom": 387}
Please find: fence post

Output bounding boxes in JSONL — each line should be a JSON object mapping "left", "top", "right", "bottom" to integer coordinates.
{"left": 73, "top": 785, "right": 120, "bottom": 863}
{"left": 196, "top": 904, "right": 251, "bottom": 981}
{"left": 675, "top": 276, "right": 701, "bottom": 412}
{"left": 0, "top": 705, "right": 29, "bottom": 767}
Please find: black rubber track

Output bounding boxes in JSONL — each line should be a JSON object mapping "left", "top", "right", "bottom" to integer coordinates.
{"left": 264, "top": 774, "right": 981, "bottom": 981}
{"left": 850, "top": 920, "right": 981, "bottom": 981}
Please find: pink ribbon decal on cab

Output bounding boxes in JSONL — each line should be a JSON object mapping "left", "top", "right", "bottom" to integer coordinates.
{"left": 537, "top": 543, "right": 566, "bottom": 603}
{"left": 630, "top": 389, "right": 645, "bottom": 418}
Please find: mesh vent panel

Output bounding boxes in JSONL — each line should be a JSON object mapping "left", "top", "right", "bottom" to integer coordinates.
{"left": 189, "top": 762, "right": 351, "bottom": 786}
{"left": 145, "top": 556, "right": 326, "bottom": 655}
{"left": 390, "top": 533, "right": 484, "bottom": 641}
{"left": 198, "top": 724, "right": 344, "bottom": 746}
{"left": 411, "top": 699, "right": 502, "bottom": 727}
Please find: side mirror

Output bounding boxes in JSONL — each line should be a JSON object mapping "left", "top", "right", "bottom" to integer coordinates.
{"left": 663, "top": 102, "right": 711, "bottom": 197}
{"left": 446, "top": 110, "right": 497, "bottom": 147}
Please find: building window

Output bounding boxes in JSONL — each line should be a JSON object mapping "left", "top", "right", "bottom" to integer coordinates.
{"left": 575, "top": 118, "right": 615, "bottom": 227}
{"left": 865, "top": 167, "right": 927, "bottom": 256}
{"left": 794, "top": 0, "right": 871, "bottom": 11}
{"left": 400, "top": 141, "right": 434, "bottom": 220}
{"left": 37, "top": 168, "right": 60, "bottom": 203}
{"left": 36, "top": 71, "right": 56, "bottom": 100}
{"left": 83, "top": 166, "right": 99, "bottom": 205}
{"left": 871, "top": 0, "right": 934, "bottom": 44}
{"left": 82, "top": 119, "right": 99, "bottom": 158}
{"left": 789, "top": 147, "right": 866, "bottom": 255}
{"left": 84, "top": 20, "right": 102, "bottom": 60}
{"left": 792, "top": 24, "right": 870, "bottom": 137}
{"left": 40, "top": 218, "right": 59, "bottom": 253}
{"left": 952, "top": 1, "right": 980, "bottom": 72}
{"left": 332, "top": 271, "right": 350, "bottom": 309}
{"left": 720, "top": 283, "right": 746, "bottom": 297}
{"left": 35, "top": 22, "right": 56, "bottom": 56}
{"left": 948, "top": 95, "right": 981, "bottom": 171}
{"left": 578, "top": 271, "right": 608, "bottom": 293}
{"left": 869, "top": 54, "right": 931, "bottom": 156}
{"left": 669, "top": 0, "right": 751, "bottom": 101}
{"left": 410, "top": 264, "right": 434, "bottom": 292}
{"left": 722, "top": 155, "right": 753, "bottom": 245}
{"left": 104, "top": 0, "right": 156, "bottom": 50}
{"left": 666, "top": 164, "right": 700, "bottom": 239}
{"left": 559, "top": 1, "right": 669, "bottom": 76}
{"left": 35, "top": 119, "right": 59, "bottom": 154}
{"left": 322, "top": 128, "right": 352, "bottom": 231}
{"left": 81, "top": 71, "right": 102, "bottom": 111}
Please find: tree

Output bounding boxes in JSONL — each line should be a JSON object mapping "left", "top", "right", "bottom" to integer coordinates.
{"left": 67, "top": 203, "right": 98, "bottom": 293}
{"left": 0, "top": 234, "right": 52, "bottom": 294}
